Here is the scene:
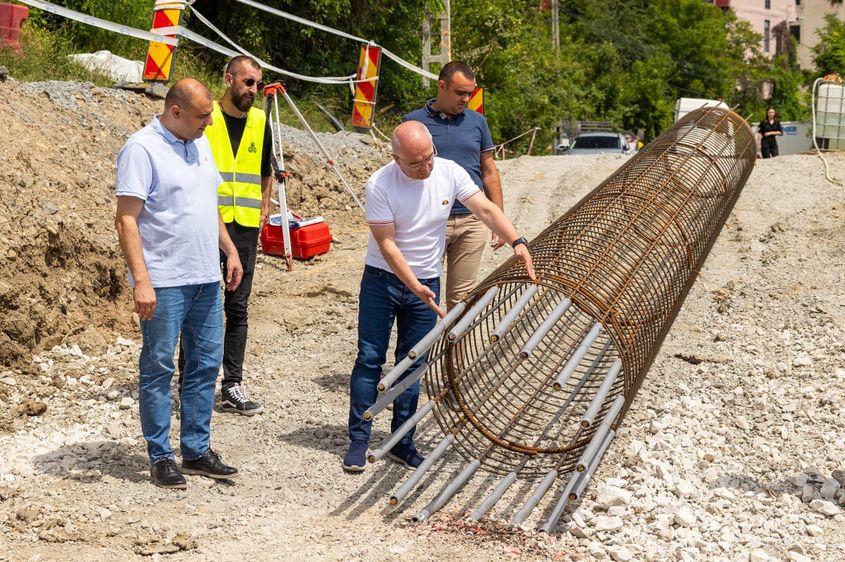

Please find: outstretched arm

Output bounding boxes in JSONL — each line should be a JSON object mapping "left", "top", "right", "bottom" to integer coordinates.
{"left": 463, "top": 193, "right": 537, "bottom": 282}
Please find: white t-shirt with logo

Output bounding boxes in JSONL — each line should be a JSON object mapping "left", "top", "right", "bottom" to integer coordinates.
{"left": 364, "top": 157, "right": 481, "bottom": 279}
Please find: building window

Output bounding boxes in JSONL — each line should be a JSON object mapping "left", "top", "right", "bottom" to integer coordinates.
{"left": 764, "top": 19, "right": 770, "bottom": 52}
{"left": 790, "top": 24, "right": 801, "bottom": 43}
{"left": 765, "top": 0, "right": 771, "bottom": 9}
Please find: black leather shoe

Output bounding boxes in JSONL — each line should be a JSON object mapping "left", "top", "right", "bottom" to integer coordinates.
{"left": 150, "top": 458, "right": 187, "bottom": 489}
{"left": 181, "top": 449, "right": 238, "bottom": 479}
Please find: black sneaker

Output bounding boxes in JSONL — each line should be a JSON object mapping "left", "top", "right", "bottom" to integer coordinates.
{"left": 387, "top": 444, "right": 424, "bottom": 469}
{"left": 150, "top": 458, "right": 187, "bottom": 489}
{"left": 181, "top": 449, "right": 238, "bottom": 479}
{"left": 342, "top": 441, "right": 368, "bottom": 473}
{"left": 220, "top": 384, "right": 264, "bottom": 416}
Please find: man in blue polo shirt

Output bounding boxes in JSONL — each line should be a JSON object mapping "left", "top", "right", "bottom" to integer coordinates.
{"left": 404, "top": 61, "right": 504, "bottom": 311}
{"left": 116, "top": 78, "right": 243, "bottom": 489}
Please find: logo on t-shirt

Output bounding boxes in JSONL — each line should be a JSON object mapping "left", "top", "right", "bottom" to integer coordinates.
{"left": 248, "top": 141, "right": 257, "bottom": 154}
{"left": 442, "top": 199, "right": 450, "bottom": 206}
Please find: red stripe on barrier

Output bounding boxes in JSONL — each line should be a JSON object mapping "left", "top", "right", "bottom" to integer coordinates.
{"left": 358, "top": 81, "right": 375, "bottom": 100}
{"left": 152, "top": 10, "right": 175, "bottom": 29}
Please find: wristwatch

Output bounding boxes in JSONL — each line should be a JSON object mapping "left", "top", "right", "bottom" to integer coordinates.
{"left": 511, "top": 236, "right": 528, "bottom": 249}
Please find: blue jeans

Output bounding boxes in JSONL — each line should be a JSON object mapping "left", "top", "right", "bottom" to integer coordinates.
{"left": 348, "top": 265, "right": 440, "bottom": 449}
{"left": 139, "top": 282, "right": 223, "bottom": 464}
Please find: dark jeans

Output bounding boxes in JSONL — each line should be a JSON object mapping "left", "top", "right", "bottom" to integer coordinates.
{"left": 348, "top": 265, "right": 440, "bottom": 449}
{"left": 179, "top": 222, "right": 257, "bottom": 389}
{"left": 761, "top": 139, "right": 778, "bottom": 158}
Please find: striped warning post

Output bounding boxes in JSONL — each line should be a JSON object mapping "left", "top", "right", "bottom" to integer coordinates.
{"left": 351, "top": 44, "right": 381, "bottom": 131}
{"left": 143, "top": 1, "right": 186, "bottom": 82}
{"left": 467, "top": 87, "right": 484, "bottom": 114}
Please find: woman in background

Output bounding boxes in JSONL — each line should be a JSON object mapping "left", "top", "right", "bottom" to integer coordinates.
{"left": 758, "top": 107, "right": 784, "bottom": 159}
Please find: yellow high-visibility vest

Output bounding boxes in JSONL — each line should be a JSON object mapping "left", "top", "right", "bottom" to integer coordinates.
{"left": 206, "top": 101, "right": 266, "bottom": 227}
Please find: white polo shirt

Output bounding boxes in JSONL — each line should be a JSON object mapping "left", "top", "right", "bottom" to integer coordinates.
{"left": 364, "top": 157, "right": 481, "bottom": 279}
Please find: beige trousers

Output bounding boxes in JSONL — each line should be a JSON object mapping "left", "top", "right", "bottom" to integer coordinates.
{"left": 444, "top": 214, "right": 488, "bottom": 311}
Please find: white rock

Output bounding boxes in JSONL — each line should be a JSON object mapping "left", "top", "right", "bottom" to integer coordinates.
{"left": 97, "top": 507, "right": 112, "bottom": 520}
{"left": 597, "top": 485, "right": 632, "bottom": 508}
{"left": 673, "top": 505, "right": 697, "bottom": 527}
{"left": 805, "top": 524, "right": 823, "bottom": 536}
{"left": 588, "top": 541, "right": 607, "bottom": 559}
{"left": 119, "top": 397, "right": 134, "bottom": 410}
{"left": 570, "top": 524, "right": 590, "bottom": 539}
{"left": 106, "top": 422, "right": 122, "bottom": 438}
{"left": 675, "top": 479, "right": 697, "bottom": 498}
{"left": 610, "top": 546, "right": 634, "bottom": 562}
{"left": 788, "top": 552, "right": 811, "bottom": 562}
{"left": 593, "top": 515, "right": 624, "bottom": 532}
{"left": 749, "top": 549, "right": 771, "bottom": 562}
{"left": 116, "top": 336, "right": 134, "bottom": 347}
{"left": 1, "top": 376, "right": 16, "bottom": 386}
{"left": 792, "top": 354, "right": 812, "bottom": 367}
{"left": 106, "top": 390, "right": 119, "bottom": 401}
{"left": 809, "top": 498, "right": 839, "bottom": 517}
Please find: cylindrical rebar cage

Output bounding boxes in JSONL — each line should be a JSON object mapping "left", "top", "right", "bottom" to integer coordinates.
{"left": 425, "top": 107, "right": 756, "bottom": 478}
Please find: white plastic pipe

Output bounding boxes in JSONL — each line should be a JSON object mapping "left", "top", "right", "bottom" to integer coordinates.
{"left": 511, "top": 469, "right": 558, "bottom": 526}
{"left": 367, "top": 401, "right": 434, "bottom": 463}
{"left": 490, "top": 285, "right": 539, "bottom": 342}
{"left": 408, "top": 302, "right": 466, "bottom": 359}
{"left": 447, "top": 287, "right": 499, "bottom": 342}
{"left": 553, "top": 322, "right": 603, "bottom": 391}
{"left": 364, "top": 362, "right": 428, "bottom": 421}
{"left": 580, "top": 358, "right": 622, "bottom": 428}
{"left": 520, "top": 298, "right": 572, "bottom": 358}
{"left": 570, "top": 430, "right": 616, "bottom": 501}
{"left": 575, "top": 395, "right": 624, "bottom": 472}
{"left": 389, "top": 435, "right": 455, "bottom": 506}
{"left": 412, "top": 459, "right": 481, "bottom": 522}
{"left": 469, "top": 471, "right": 519, "bottom": 521}
{"left": 537, "top": 467, "right": 585, "bottom": 533}
{"left": 377, "top": 355, "right": 414, "bottom": 392}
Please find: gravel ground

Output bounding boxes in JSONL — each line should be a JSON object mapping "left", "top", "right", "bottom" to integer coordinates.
{"left": 1, "top": 79, "right": 844, "bottom": 560}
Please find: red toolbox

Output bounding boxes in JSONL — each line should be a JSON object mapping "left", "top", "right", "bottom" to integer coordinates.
{"left": 261, "top": 214, "right": 333, "bottom": 260}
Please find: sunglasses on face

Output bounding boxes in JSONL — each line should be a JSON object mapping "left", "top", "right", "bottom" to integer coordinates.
{"left": 244, "top": 78, "right": 265, "bottom": 91}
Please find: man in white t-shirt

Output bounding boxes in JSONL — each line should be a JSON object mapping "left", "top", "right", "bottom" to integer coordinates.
{"left": 343, "top": 121, "right": 535, "bottom": 472}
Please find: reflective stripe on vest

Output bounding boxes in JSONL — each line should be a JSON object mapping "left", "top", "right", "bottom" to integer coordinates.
{"left": 205, "top": 102, "right": 266, "bottom": 227}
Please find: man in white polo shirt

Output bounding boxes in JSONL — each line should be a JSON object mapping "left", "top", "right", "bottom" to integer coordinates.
{"left": 343, "top": 121, "right": 535, "bottom": 472}
{"left": 116, "top": 78, "right": 243, "bottom": 489}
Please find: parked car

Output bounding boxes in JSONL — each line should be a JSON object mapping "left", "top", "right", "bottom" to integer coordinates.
{"left": 562, "top": 132, "right": 632, "bottom": 155}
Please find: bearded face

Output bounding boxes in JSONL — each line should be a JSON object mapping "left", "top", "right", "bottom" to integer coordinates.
{"left": 225, "top": 62, "right": 262, "bottom": 114}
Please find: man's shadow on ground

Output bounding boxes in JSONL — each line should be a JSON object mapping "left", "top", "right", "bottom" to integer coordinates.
{"left": 33, "top": 440, "right": 150, "bottom": 484}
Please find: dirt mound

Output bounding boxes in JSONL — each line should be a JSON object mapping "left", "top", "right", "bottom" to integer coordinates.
{"left": 0, "top": 79, "right": 386, "bottom": 368}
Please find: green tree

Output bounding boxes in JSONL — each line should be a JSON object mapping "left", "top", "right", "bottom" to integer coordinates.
{"left": 813, "top": 14, "right": 845, "bottom": 76}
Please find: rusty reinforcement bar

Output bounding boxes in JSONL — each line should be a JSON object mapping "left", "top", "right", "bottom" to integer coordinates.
{"left": 368, "top": 107, "right": 756, "bottom": 528}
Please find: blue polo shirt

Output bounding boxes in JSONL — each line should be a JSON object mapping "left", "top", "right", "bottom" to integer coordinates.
{"left": 115, "top": 117, "right": 223, "bottom": 288}
{"left": 404, "top": 99, "right": 495, "bottom": 215}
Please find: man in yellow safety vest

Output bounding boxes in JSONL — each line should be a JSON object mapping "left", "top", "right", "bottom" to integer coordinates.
{"left": 202, "top": 55, "right": 272, "bottom": 415}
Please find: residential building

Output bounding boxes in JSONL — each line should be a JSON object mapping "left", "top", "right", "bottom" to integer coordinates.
{"left": 794, "top": 0, "right": 845, "bottom": 70}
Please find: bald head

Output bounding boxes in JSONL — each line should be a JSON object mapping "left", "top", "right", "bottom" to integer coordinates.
{"left": 165, "top": 78, "right": 211, "bottom": 110}
{"left": 161, "top": 78, "right": 214, "bottom": 141}
{"left": 392, "top": 121, "right": 436, "bottom": 179}
{"left": 392, "top": 121, "right": 433, "bottom": 158}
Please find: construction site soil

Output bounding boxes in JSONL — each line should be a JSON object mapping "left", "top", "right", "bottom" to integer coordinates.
{"left": 0, "top": 80, "right": 843, "bottom": 560}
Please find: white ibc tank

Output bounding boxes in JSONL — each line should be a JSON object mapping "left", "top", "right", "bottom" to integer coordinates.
{"left": 816, "top": 83, "right": 845, "bottom": 149}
